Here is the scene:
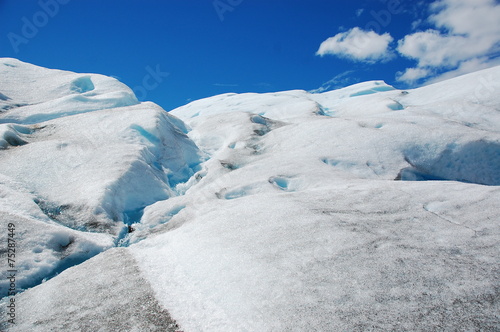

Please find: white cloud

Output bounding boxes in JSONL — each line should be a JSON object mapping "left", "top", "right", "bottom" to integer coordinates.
{"left": 397, "top": 30, "right": 476, "bottom": 67}
{"left": 355, "top": 8, "right": 364, "bottom": 17}
{"left": 397, "top": 0, "right": 500, "bottom": 84}
{"left": 430, "top": 0, "right": 500, "bottom": 39}
{"left": 316, "top": 28, "right": 394, "bottom": 63}
{"left": 396, "top": 67, "right": 432, "bottom": 84}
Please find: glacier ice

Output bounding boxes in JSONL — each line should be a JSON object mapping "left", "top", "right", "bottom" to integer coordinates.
{"left": 1, "top": 58, "right": 499, "bottom": 331}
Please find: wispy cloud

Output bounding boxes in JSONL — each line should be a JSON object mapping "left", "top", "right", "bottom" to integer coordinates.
{"left": 213, "top": 83, "right": 239, "bottom": 87}
{"left": 424, "top": 57, "right": 500, "bottom": 85}
{"left": 316, "top": 28, "right": 394, "bottom": 63}
{"left": 309, "top": 70, "right": 358, "bottom": 93}
{"left": 253, "top": 82, "right": 273, "bottom": 89}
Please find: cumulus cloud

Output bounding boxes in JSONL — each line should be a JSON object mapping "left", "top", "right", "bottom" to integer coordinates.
{"left": 316, "top": 28, "right": 394, "bottom": 63}
{"left": 430, "top": 0, "right": 500, "bottom": 39}
{"left": 397, "top": 30, "right": 475, "bottom": 68}
{"left": 396, "top": 0, "right": 500, "bottom": 83}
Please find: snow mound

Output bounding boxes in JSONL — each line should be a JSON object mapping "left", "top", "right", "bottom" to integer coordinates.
{"left": 0, "top": 59, "right": 202, "bottom": 295}
{"left": 0, "top": 58, "right": 139, "bottom": 124}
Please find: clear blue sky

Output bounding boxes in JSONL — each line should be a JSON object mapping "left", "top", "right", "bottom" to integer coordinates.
{"left": 1, "top": 0, "right": 499, "bottom": 111}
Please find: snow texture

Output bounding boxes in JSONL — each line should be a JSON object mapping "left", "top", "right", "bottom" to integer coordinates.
{"left": 1, "top": 58, "right": 499, "bottom": 331}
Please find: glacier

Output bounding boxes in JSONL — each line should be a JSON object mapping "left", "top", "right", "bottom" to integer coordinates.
{"left": 0, "top": 58, "right": 499, "bottom": 331}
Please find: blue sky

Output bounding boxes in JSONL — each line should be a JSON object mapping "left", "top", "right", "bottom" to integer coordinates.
{"left": 1, "top": 0, "right": 499, "bottom": 111}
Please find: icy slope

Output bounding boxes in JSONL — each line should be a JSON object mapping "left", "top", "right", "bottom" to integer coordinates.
{"left": 1, "top": 60, "right": 499, "bottom": 331}
{"left": 0, "top": 58, "right": 201, "bottom": 297}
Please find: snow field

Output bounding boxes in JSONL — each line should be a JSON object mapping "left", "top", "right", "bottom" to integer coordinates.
{"left": 133, "top": 180, "right": 499, "bottom": 330}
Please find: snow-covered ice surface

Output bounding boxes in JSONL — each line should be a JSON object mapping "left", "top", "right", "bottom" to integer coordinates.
{"left": 1, "top": 58, "right": 499, "bottom": 331}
